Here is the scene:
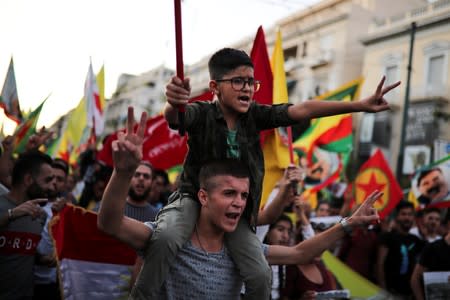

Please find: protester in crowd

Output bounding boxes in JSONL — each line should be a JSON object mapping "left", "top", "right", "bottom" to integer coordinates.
{"left": 33, "top": 159, "right": 69, "bottom": 300}
{"left": 78, "top": 163, "right": 112, "bottom": 210}
{"left": 150, "top": 46, "right": 400, "bottom": 299}
{"left": 410, "top": 212, "right": 450, "bottom": 300}
{"left": 410, "top": 207, "right": 442, "bottom": 242}
{"left": 98, "top": 108, "right": 384, "bottom": 299}
{"left": 0, "top": 135, "right": 14, "bottom": 195}
{"left": 0, "top": 151, "right": 54, "bottom": 300}
{"left": 293, "top": 196, "right": 315, "bottom": 242}
{"left": 315, "top": 201, "right": 331, "bottom": 218}
{"left": 147, "top": 169, "right": 170, "bottom": 210}
{"left": 282, "top": 234, "right": 338, "bottom": 300}
{"left": 262, "top": 214, "right": 293, "bottom": 300}
{"left": 376, "top": 201, "right": 425, "bottom": 299}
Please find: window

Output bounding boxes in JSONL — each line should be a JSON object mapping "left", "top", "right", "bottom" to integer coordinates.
{"left": 423, "top": 41, "right": 450, "bottom": 96}
{"left": 427, "top": 54, "right": 444, "bottom": 87}
{"left": 381, "top": 53, "right": 402, "bottom": 104}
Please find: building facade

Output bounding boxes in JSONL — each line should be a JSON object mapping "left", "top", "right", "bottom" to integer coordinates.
{"left": 359, "top": 0, "right": 450, "bottom": 176}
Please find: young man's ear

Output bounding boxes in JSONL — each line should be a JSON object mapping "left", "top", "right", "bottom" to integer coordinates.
{"left": 23, "top": 173, "right": 34, "bottom": 187}
{"left": 197, "top": 188, "right": 209, "bottom": 207}
{"left": 209, "top": 80, "right": 219, "bottom": 95}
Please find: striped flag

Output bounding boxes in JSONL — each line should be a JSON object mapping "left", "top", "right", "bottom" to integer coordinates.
{"left": 13, "top": 98, "right": 47, "bottom": 153}
{"left": 85, "top": 61, "right": 104, "bottom": 138}
{"left": 1, "top": 57, "right": 22, "bottom": 123}
{"left": 51, "top": 205, "right": 136, "bottom": 300}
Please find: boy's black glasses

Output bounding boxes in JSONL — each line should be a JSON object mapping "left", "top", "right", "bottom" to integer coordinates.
{"left": 215, "top": 77, "right": 261, "bottom": 92}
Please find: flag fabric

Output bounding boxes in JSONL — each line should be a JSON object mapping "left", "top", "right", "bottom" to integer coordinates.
{"left": 260, "top": 29, "right": 295, "bottom": 208}
{"left": 55, "top": 66, "right": 104, "bottom": 165}
{"left": 13, "top": 98, "right": 47, "bottom": 153}
{"left": 293, "top": 78, "right": 363, "bottom": 165}
{"left": 97, "top": 114, "right": 188, "bottom": 170}
{"left": 321, "top": 250, "right": 390, "bottom": 299}
{"left": 1, "top": 57, "right": 22, "bottom": 122}
{"left": 354, "top": 149, "right": 403, "bottom": 219}
{"left": 50, "top": 205, "right": 136, "bottom": 300}
{"left": 85, "top": 62, "right": 104, "bottom": 137}
{"left": 250, "top": 26, "right": 273, "bottom": 146}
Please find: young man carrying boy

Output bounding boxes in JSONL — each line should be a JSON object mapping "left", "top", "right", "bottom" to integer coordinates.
{"left": 133, "top": 48, "right": 400, "bottom": 299}
{"left": 98, "top": 108, "right": 383, "bottom": 299}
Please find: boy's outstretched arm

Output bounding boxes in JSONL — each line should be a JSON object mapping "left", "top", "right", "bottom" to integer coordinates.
{"left": 98, "top": 107, "right": 152, "bottom": 251}
{"left": 287, "top": 76, "right": 401, "bottom": 121}
{"left": 164, "top": 76, "right": 191, "bottom": 125}
{"left": 266, "top": 190, "right": 382, "bottom": 265}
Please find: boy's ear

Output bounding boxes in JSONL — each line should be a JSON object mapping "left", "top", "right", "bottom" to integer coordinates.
{"left": 198, "top": 188, "right": 209, "bottom": 207}
{"left": 209, "top": 80, "right": 219, "bottom": 95}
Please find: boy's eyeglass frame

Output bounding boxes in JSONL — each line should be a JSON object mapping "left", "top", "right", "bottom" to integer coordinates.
{"left": 215, "top": 77, "right": 261, "bottom": 92}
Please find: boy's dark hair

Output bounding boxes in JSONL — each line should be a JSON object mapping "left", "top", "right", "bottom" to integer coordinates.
{"left": 417, "top": 168, "right": 441, "bottom": 187}
{"left": 52, "top": 158, "right": 69, "bottom": 175}
{"left": 394, "top": 200, "right": 414, "bottom": 216}
{"left": 199, "top": 159, "right": 249, "bottom": 191}
{"left": 208, "top": 48, "right": 254, "bottom": 80}
{"left": 139, "top": 161, "right": 154, "bottom": 174}
{"left": 12, "top": 150, "right": 53, "bottom": 186}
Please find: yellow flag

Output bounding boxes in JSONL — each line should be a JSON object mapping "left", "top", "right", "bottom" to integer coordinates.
{"left": 260, "top": 30, "right": 294, "bottom": 208}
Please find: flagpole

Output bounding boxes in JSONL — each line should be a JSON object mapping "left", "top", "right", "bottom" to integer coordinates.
{"left": 174, "top": 0, "right": 185, "bottom": 136}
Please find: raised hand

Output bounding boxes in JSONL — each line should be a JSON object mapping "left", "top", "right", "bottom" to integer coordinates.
{"left": 25, "top": 127, "right": 54, "bottom": 152}
{"left": 111, "top": 107, "right": 147, "bottom": 175}
{"left": 348, "top": 190, "right": 382, "bottom": 226}
{"left": 165, "top": 76, "right": 191, "bottom": 108}
{"left": 362, "top": 76, "right": 401, "bottom": 113}
{"left": 10, "top": 198, "right": 48, "bottom": 220}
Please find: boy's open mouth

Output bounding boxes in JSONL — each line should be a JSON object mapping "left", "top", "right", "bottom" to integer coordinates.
{"left": 225, "top": 212, "right": 240, "bottom": 220}
{"left": 238, "top": 96, "right": 250, "bottom": 102}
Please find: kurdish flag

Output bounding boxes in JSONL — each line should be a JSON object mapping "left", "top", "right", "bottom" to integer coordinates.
{"left": 354, "top": 149, "right": 403, "bottom": 219}
{"left": 13, "top": 97, "right": 48, "bottom": 153}
{"left": 293, "top": 78, "right": 363, "bottom": 166}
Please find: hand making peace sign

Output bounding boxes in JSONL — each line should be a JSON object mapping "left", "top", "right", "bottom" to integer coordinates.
{"left": 111, "top": 107, "right": 148, "bottom": 175}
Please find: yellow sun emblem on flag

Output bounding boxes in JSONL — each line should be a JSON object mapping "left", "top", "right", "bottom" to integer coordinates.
{"left": 355, "top": 167, "right": 390, "bottom": 210}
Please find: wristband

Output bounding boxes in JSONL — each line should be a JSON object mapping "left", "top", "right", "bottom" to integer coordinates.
{"left": 339, "top": 217, "right": 352, "bottom": 235}
{"left": 7, "top": 208, "right": 14, "bottom": 221}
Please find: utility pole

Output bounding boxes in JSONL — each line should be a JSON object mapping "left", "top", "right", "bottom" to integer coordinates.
{"left": 397, "top": 22, "right": 416, "bottom": 180}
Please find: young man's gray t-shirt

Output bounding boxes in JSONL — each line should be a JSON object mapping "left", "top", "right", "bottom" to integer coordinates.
{"left": 144, "top": 222, "right": 268, "bottom": 299}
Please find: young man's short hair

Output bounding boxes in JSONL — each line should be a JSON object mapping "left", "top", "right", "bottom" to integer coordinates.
{"left": 12, "top": 150, "right": 53, "bottom": 186}
{"left": 208, "top": 48, "right": 254, "bottom": 80}
{"left": 422, "top": 207, "right": 441, "bottom": 216}
{"left": 152, "top": 168, "right": 169, "bottom": 185}
{"left": 394, "top": 201, "right": 414, "bottom": 215}
{"left": 199, "top": 159, "right": 249, "bottom": 191}
{"left": 52, "top": 158, "right": 69, "bottom": 175}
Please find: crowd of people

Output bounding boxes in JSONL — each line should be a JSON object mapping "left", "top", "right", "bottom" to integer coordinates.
{"left": 1, "top": 47, "right": 449, "bottom": 300}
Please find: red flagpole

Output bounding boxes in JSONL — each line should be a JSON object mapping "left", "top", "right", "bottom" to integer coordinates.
{"left": 174, "top": 0, "right": 185, "bottom": 136}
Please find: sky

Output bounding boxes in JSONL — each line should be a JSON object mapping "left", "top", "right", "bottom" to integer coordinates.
{"left": 0, "top": 0, "right": 320, "bottom": 134}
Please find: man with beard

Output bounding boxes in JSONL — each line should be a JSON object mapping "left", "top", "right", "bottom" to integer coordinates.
{"left": 417, "top": 168, "right": 450, "bottom": 205}
{"left": 33, "top": 159, "right": 69, "bottom": 300}
{"left": 376, "top": 201, "right": 425, "bottom": 299}
{"left": 0, "top": 150, "right": 54, "bottom": 300}
{"left": 124, "top": 161, "right": 159, "bottom": 222}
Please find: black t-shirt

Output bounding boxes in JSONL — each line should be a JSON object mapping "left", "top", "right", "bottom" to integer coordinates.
{"left": 419, "top": 239, "right": 450, "bottom": 271}
{"left": 379, "top": 230, "right": 425, "bottom": 295}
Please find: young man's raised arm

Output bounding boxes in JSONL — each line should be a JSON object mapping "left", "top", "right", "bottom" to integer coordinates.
{"left": 266, "top": 190, "right": 382, "bottom": 265}
{"left": 287, "top": 76, "right": 401, "bottom": 121}
{"left": 97, "top": 107, "right": 151, "bottom": 251}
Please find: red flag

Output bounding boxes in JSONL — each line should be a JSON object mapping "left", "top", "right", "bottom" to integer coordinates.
{"left": 250, "top": 26, "right": 273, "bottom": 145}
{"left": 97, "top": 114, "right": 188, "bottom": 170}
{"left": 354, "top": 149, "right": 403, "bottom": 219}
